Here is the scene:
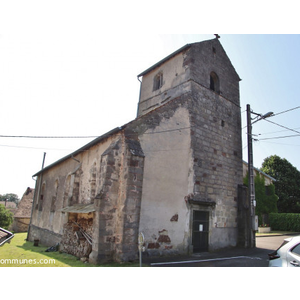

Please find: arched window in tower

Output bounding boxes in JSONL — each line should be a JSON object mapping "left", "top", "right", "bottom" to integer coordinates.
{"left": 210, "top": 72, "right": 220, "bottom": 94}
{"left": 153, "top": 72, "right": 163, "bottom": 91}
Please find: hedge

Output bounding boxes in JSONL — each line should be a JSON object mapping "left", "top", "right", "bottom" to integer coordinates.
{"left": 269, "top": 213, "right": 300, "bottom": 232}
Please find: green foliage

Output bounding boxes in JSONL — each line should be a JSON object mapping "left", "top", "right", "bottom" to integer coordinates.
{"left": 0, "top": 193, "right": 20, "bottom": 205}
{"left": 0, "top": 204, "right": 14, "bottom": 229}
{"left": 244, "top": 171, "right": 278, "bottom": 225}
{"left": 261, "top": 155, "right": 300, "bottom": 213}
{"left": 269, "top": 213, "right": 300, "bottom": 232}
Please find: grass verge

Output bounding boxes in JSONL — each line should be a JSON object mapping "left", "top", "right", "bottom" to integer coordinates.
{"left": 0, "top": 233, "right": 139, "bottom": 267}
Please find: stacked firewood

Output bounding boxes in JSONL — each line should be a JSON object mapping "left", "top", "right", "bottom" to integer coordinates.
{"left": 60, "top": 218, "right": 93, "bottom": 259}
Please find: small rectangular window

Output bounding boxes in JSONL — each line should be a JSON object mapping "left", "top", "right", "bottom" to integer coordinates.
{"left": 153, "top": 72, "right": 163, "bottom": 91}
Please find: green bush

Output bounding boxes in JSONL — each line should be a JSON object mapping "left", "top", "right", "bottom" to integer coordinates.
{"left": 0, "top": 204, "right": 14, "bottom": 229}
{"left": 269, "top": 213, "right": 300, "bottom": 232}
{"left": 244, "top": 172, "right": 278, "bottom": 225}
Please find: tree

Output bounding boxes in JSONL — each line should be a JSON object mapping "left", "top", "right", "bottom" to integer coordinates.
{"left": 0, "top": 193, "right": 19, "bottom": 205}
{"left": 261, "top": 155, "right": 300, "bottom": 213}
{"left": 0, "top": 204, "right": 14, "bottom": 229}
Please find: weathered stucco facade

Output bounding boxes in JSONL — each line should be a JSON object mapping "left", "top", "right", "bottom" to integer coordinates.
{"left": 28, "top": 38, "right": 244, "bottom": 263}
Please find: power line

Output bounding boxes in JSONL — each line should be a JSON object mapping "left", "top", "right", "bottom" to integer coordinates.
{"left": 0, "top": 126, "right": 191, "bottom": 139}
{"left": 259, "top": 134, "right": 300, "bottom": 141}
{"left": 262, "top": 118, "right": 300, "bottom": 135}
{"left": 4, "top": 107, "right": 298, "bottom": 139}
{"left": 0, "top": 135, "right": 99, "bottom": 139}
{"left": 0, "top": 127, "right": 192, "bottom": 151}
{"left": 258, "top": 140, "right": 300, "bottom": 147}
{"left": 0, "top": 144, "right": 75, "bottom": 151}
{"left": 250, "top": 118, "right": 300, "bottom": 141}
{"left": 257, "top": 126, "right": 300, "bottom": 136}
{"left": 273, "top": 106, "right": 300, "bottom": 117}
{"left": 242, "top": 105, "right": 300, "bottom": 131}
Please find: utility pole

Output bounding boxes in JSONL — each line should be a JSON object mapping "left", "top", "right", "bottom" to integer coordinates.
{"left": 246, "top": 105, "right": 273, "bottom": 248}
{"left": 247, "top": 104, "right": 256, "bottom": 248}
{"left": 27, "top": 152, "right": 46, "bottom": 241}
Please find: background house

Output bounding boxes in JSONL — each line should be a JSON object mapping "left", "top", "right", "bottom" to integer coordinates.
{"left": 0, "top": 201, "right": 17, "bottom": 213}
{"left": 12, "top": 187, "right": 34, "bottom": 233}
{"left": 243, "top": 161, "right": 276, "bottom": 186}
{"left": 242, "top": 161, "right": 277, "bottom": 227}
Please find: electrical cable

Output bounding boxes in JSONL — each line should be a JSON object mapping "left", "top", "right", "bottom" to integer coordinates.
{"left": 0, "top": 144, "right": 75, "bottom": 151}
{"left": 0, "top": 126, "right": 191, "bottom": 139}
{"left": 0, "top": 135, "right": 99, "bottom": 139}
{"left": 258, "top": 140, "right": 300, "bottom": 147}
{"left": 259, "top": 134, "right": 300, "bottom": 141}
{"left": 242, "top": 105, "right": 300, "bottom": 131}
{"left": 257, "top": 126, "right": 300, "bottom": 136}
{"left": 262, "top": 118, "right": 300, "bottom": 135}
{"left": 273, "top": 106, "right": 300, "bottom": 117}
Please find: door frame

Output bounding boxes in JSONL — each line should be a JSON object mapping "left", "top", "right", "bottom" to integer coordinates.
{"left": 188, "top": 205, "right": 213, "bottom": 254}
{"left": 192, "top": 210, "right": 209, "bottom": 252}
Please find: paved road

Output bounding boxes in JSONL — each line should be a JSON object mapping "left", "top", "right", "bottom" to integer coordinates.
{"left": 256, "top": 235, "right": 289, "bottom": 251}
{"left": 147, "top": 235, "right": 296, "bottom": 267}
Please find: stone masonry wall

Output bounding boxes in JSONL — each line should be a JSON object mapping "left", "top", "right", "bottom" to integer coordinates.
{"left": 134, "top": 39, "right": 243, "bottom": 252}
{"left": 189, "top": 83, "right": 242, "bottom": 202}
{"left": 114, "top": 137, "right": 144, "bottom": 262}
{"left": 187, "top": 39, "right": 240, "bottom": 106}
{"left": 89, "top": 135, "right": 144, "bottom": 264}
{"left": 89, "top": 139, "right": 122, "bottom": 263}
{"left": 188, "top": 81, "right": 243, "bottom": 249}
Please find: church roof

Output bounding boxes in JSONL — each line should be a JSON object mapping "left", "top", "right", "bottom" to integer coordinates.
{"left": 33, "top": 127, "right": 123, "bottom": 177}
{"left": 137, "top": 37, "right": 240, "bottom": 81}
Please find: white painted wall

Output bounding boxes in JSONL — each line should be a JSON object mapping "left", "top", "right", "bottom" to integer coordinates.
{"left": 138, "top": 107, "right": 193, "bottom": 253}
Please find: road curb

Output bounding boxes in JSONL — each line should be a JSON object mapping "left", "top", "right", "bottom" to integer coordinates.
{"left": 256, "top": 232, "right": 300, "bottom": 238}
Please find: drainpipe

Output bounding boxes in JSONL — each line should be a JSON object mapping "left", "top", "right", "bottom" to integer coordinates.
{"left": 136, "top": 76, "right": 142, "bottom": 117}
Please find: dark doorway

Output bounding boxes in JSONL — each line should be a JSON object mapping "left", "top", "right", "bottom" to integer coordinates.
{"left": 192, "top": 210, "right": 209, "bottom": 252}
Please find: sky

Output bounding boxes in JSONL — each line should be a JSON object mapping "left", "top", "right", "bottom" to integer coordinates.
{"left": 1, "top": 0, "right": 299, "bottom": 292}
{"left": 1, "top": 2, "right": 300, "bottom": 200}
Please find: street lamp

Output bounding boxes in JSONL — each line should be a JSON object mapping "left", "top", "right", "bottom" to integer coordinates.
{"left": 246, "top": 104, "right": 273, "bottom": 248}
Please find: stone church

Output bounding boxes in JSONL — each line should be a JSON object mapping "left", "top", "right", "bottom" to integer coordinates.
{"left": 28, "top": 37, "right": 243, "bottom": 263}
